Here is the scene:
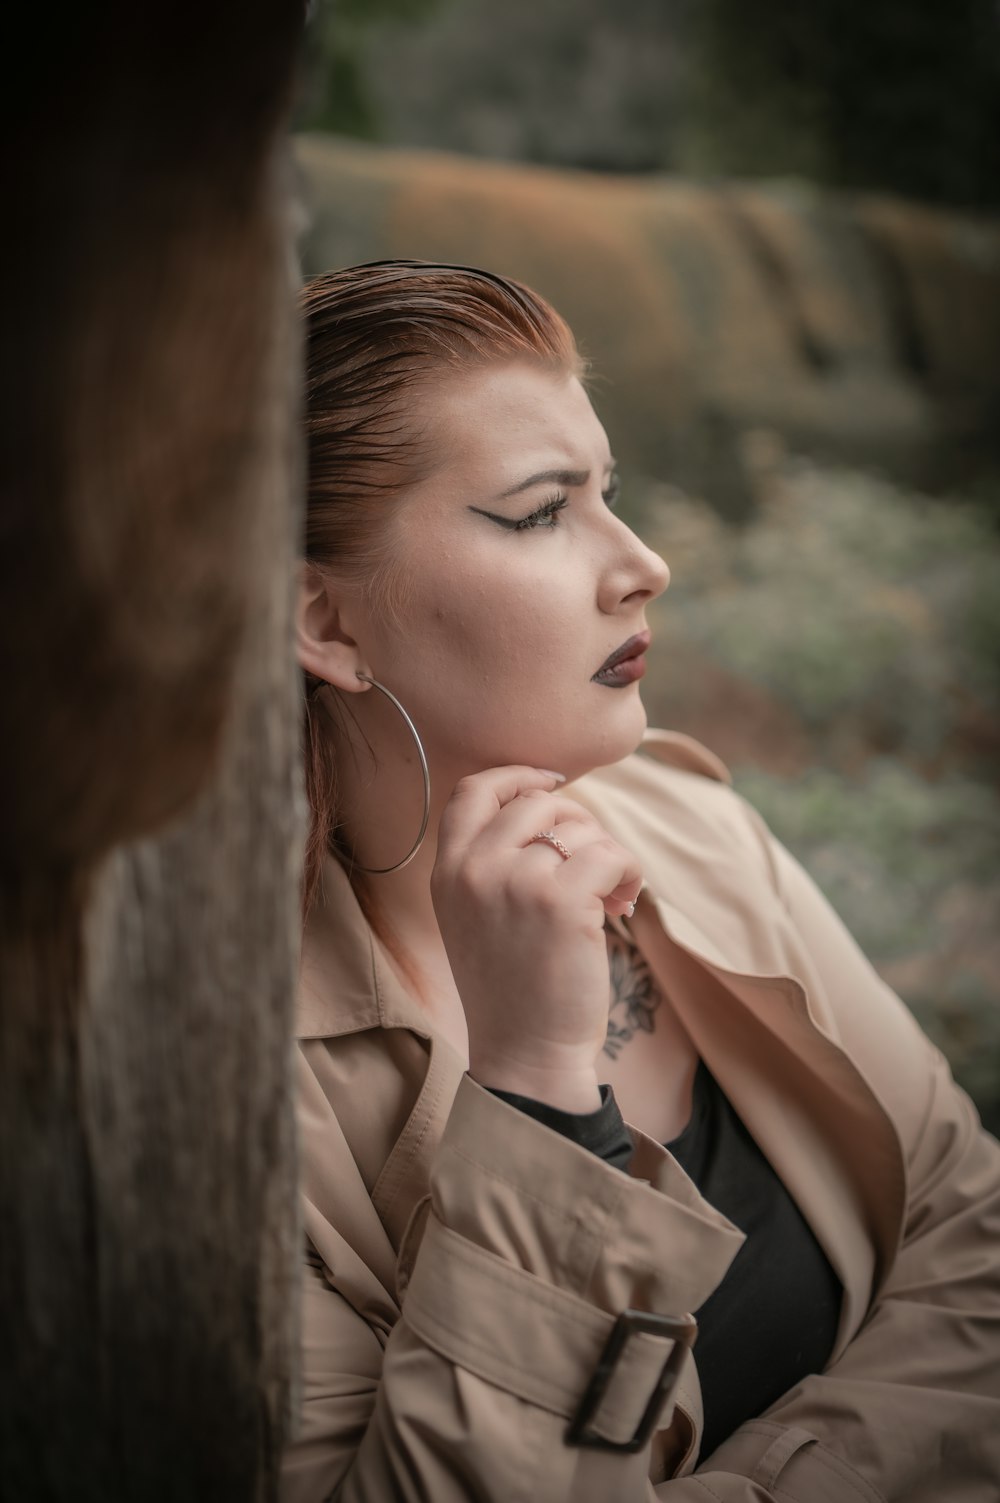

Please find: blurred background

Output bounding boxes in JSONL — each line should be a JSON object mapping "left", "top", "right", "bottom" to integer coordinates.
{"left": 294, "top": 0, "right": 1000, "bottom": 1128}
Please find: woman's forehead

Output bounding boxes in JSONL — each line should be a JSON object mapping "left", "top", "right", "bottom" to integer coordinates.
{"left": 415, "top": 361, "right": 610, "bottom": 479}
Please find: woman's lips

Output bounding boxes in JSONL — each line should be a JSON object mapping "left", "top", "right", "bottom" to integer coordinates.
{"left": 592, "top": 631, "right": 651, "bottom": 687}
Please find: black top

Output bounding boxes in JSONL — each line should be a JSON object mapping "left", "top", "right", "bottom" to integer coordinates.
{"left": 488, "top": 1082, "right": 635, "bottom": 1171}
{"left": 661, "top": 1060, "right": 842, "bottom": 1459}
{"left": 491, "top": 1062, "right": 842, "bottom": 1463}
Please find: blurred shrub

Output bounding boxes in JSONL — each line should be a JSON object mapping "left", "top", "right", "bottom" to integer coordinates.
{"left": 643, "top": 460, "right": 1000, "bottom": 773}
{"left": 684, "top": 0, "right": 1000, "bottom": 210}
{"left": 297, "top": 0, "right": 439, "bottom": 139}
{"left": 298, "top": 0, "right": 686, "bottom": 171}
{"left": 736, "top": 762, "right": 1000, "bottom": 1130}
{"left": 636, "top": 460, "right": 1000, "bottom": 1125}
{"left": 738, "top": 764, "right": 999, "bottom": 932}
{"left": 298, "top": 0, "right": 1000, "bottom": 209}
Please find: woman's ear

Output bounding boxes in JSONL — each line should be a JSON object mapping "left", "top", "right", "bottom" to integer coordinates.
{"left": 295, "top": 562, "right": 370, "bottom": 693}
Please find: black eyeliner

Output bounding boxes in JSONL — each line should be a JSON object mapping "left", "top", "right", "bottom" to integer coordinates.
{"left": 469, "top": 496, "right": 568, "bottom": 531}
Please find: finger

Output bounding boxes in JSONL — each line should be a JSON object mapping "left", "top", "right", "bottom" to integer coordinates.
{"left": 437, "top": 766, "right": 566, "bottom": 859}
{"left": 603, "top": 889, "right": 642, "bottom": 919}
{"left": 550, "top": 839, "right": 643, "bottom": 915}
{"left": 472, "top": 795, "right": 601, "bottom": 854}
{"left": 519, "top": 821, "right": 619, "bottom": 875}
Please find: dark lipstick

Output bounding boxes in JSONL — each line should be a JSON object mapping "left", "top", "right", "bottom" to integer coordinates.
{"left": 591, "top": 630, "right": 651, "bottom": 687}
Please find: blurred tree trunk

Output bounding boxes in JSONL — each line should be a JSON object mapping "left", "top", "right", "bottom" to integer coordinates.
{"left": 1, "top": 4, "right": 306, "bottom": 1498}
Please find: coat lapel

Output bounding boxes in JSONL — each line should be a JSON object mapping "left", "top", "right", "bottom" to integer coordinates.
{"left": 572, "top": 740, "right": 907, "bottom": 1347}
{"left": 299, "top": 858, "right": 466, "bottom": 1255}
{"left": 632, "top": 892, "right": 905, "bottom": 1358}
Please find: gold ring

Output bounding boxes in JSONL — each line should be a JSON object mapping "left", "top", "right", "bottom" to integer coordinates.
{"left": 528, "top": 829, "right": 572, "bottom": 861}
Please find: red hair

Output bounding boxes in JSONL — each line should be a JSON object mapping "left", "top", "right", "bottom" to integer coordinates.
{"left": 300, "top": 260, "right": 583, "bottom": 915}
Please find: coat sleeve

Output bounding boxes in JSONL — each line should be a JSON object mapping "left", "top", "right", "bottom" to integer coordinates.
{"left": 652, "top": 832, "right": 1000, "bottom": 1503}
{"left": 282, "top": 1074, "right": 746, "bottom": 1503}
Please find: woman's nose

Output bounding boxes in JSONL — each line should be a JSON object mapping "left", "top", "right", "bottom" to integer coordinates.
{"left": 600, "top": 524, "right": 670, "bottom": 612}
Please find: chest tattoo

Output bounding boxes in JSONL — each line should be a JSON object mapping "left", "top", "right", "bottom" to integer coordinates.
{"left": 604, "top": 926, "right": 661, "bottom": 1060}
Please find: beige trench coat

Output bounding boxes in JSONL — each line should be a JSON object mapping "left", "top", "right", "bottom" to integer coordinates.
{"left": 282, "top": 731, "right": 1000, "bottom": 1502}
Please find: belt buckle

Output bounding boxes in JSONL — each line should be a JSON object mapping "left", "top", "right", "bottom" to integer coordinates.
{"left": 565, "top": 1308, "right": 697, "bottom": 1453}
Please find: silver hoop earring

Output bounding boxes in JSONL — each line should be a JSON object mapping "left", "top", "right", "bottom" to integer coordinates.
{"left": 353, "top": 672, "right": 430, "bottom": 874}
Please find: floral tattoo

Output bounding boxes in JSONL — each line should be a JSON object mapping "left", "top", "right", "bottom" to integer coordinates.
{"left": 604, "top": 926, "right": 660, "bottom": 1060}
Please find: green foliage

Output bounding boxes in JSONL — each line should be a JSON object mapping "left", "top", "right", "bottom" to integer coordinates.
{"left": 683, "top": 0, "right": 1000, "bottom": 208}
{"left": 297, "top": 0, "right": 1000, "bottom": 207}
{"left": 682, "top": 0, "right": 998, "bottom": 208}
{"left": 735, "top": 762, "right": 1000, "bottom": 961}
{"left": 650, "top": 463, "right": 1000, "bottom": 769}
{"left": 734, "top": 761, "right": 1000, "bottom": 1127}
{"left": 308, "top": 0, "right": 686, "bottom": 173}
{"left": 297, "top": 0, "right": 441, "bottom": 138}
{"left": 637, "top": 461, "right": 1000, "bottom": 1122}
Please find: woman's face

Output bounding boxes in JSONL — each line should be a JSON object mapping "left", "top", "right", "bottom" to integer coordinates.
{"left": 345, "top": 361, "right": 670, "bottom": 784}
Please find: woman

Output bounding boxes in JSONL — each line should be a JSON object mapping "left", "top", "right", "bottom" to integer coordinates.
{"left": 284, "top": 261, "right": 1000, "bottom": 1502}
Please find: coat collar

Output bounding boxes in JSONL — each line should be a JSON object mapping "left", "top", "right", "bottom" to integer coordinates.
{"left": 298, "top": 856, "right": 430, "bottom": 1042}
{"left": 628, "top": 895, "right": 900, "bottom": 1358}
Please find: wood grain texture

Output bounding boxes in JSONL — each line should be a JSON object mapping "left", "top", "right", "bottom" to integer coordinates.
{"left": 1, "top": 5, "right": 305, "bottom": 1497}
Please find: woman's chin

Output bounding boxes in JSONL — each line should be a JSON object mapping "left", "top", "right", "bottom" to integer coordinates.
{"left": 539, "top": 703, "right": 650, "bottom": 784}
{"left": 445, "top": 698, "right": 650, "bottom": 785}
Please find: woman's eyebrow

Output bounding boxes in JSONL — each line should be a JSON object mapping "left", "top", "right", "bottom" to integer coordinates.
{"left": 495, "top": 461, "right": 616, "bottom": 500}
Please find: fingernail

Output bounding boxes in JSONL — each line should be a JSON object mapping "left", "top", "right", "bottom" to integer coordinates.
{"left": 625, "top": 901, "right": 636, "bottom": 918}
{"left": 536, "top": 768, "right": 566, "bottom": 783}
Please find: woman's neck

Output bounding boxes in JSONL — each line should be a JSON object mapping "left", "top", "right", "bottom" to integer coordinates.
{"left": 356, "top": 845, "right": 469, "bottom": 1054}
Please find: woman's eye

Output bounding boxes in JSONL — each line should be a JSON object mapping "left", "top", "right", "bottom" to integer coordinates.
{"left": 469, "top": 496, "right": 567, "bottom": 531}
{"left": 602, "top": 474, "right": 621, "bottom": 510}
{"left": 513, "top": 495, "right": 568, "bottom": 530}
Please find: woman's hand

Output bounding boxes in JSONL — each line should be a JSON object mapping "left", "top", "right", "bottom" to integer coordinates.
{"left": 431, "top": 766, "right": 642, "bottom": 1113}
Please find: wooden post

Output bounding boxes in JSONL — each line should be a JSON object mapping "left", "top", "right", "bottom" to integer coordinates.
{"left": 1, "top": 5, "right": 306, "bottom": 1497}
